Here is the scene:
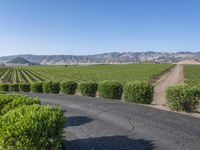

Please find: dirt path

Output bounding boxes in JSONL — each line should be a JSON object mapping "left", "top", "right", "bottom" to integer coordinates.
{"left": 152, "top": 65, "right": 184, "bottom": 106}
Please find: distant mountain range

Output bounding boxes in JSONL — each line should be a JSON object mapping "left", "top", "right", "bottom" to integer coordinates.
{"left": 7, "top": 57, "right": 36, "bottom": 65}
{"left": 0, "top": 51, "right": 200, "bottom": 65}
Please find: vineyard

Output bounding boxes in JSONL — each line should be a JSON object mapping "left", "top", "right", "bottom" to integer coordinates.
{"left": 0, "top": 64, "right": 173, "bottom": 84}
{"left": 184, "top": 65, "right": 200, "bottom": 86}
{"left": 0, "top": 67, "right": 46, "bottom": 83}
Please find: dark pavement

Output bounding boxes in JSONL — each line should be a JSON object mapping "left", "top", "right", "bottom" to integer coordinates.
{"left": 27, "top": 93, "right": 200, "bottom": 150}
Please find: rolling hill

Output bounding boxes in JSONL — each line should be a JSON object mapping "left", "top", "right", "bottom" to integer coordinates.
{"left": 6, "top": 57, "right": 37, "bottom": 66}
{"left": 0, "top": 51, "right": 199, "bottom": 65}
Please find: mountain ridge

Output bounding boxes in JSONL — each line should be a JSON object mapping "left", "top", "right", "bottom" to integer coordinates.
{"left": 0, "top": 51, "right": 200, "bottom": 65}
{"left": 6, "top": 57, "right": 37, "bottom": 65}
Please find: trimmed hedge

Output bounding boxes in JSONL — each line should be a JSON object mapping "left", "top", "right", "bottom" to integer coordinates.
{"left": 0, "top": 94, "right": 40, "bottom": 115}
{"left": 166, "top": 85, "right": 200, "bottom": 112}
{"left": 9, "top": 84, "right": 19, "bottom": 92}
{"left": 43, "top": 81, "right": 60, "bottom": 94}
{"left": 98, "top": 81, "right": 123, "bottom": 99}
{"left": 123, "top": 81, "right": 154, "bottom": 104}
{"left": 0, "top": 94, "right": 23, "bottom": 111}
{"left": 60, "top": 81, "right": 77, "bottom": 95}
{"left": 0, "top": 84, "right": 9, "bottom": 92}
{"left": 78, "top": 82, "right": 98, "bottom": 97}
{"left": 19, "top": 83, "right": 31, "bottom": 92}
{"left": 30, "top": 82, "right": 43, "bottom": 93}
{"left": 0, "top": 104, "right": 65, "bottom": 150}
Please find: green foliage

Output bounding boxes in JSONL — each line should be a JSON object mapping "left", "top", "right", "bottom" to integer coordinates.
{"left": 60, "top": 81, "right": 77, "bottom": 95}
{"left": 9, "top": 84, "right": 19, "bottom": 92}
{"left": 123, "top": 81, "right": 154, "bottom": 104}
{"left": 30, "top": 82, "right": 43, "bottom": 93}
{"left": 0, "top": 94, "right": 22, "bottom": 111}
{"left": 19, "top": 83, "right": 31, "bottom": 92}
{"left": 78, "top": 82, "right": 98, "bottom": 97}
{"left": 0, "top": 94, "right": 40, "bottom": 115}
{"left": 0, "top": 104, "right": 66, "bottom": 150}
{"left": 26, "top": 64, "right": 173, "bottom": 83}
{"left": 98, "top": 81, "right": 123, "bottom": 99}
{"left": 0, "top": 84, "right": 9, "bottom": 92}
{"left": 166, "top": 85, "right": 200, "bottom": 112}
{"left": 184, "top": 65, "right": 200, "bottom": 86}
{"left": 43, "top": 81, "right": 60, "bottom": 94}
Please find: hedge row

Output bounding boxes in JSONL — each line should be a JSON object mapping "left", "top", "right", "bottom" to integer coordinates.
{"left": 98, "top": 81, "right": 123, "bottom": 99}
{"left": 0, "top": 94, "right": 65, "bottom": 149}
{"left": 166, "top": 84, "right": 200, "bottom": 112}
{"left": 0, "top": 80, "right": 154, "bottom": 104}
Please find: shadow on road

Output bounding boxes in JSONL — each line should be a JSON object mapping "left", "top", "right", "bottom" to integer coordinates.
{"left": 66, "top": 116, "right": 93, "bottom": 127}
{"left": 63, "top": 135, "right": 155, "bottom": 150}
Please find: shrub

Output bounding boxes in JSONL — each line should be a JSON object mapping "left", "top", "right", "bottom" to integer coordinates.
{"left": 60, "top": 81, "right": 77, "bottom": 95}
{"left": 0, "top": 104, "right": 66, "bottom": 150}
{"left": 19, "top": 83, "right": 31, "bottom": 92}
{"left": 0, "top": 94, "right": 23, "bottom": 111}
{"left": 0, "top": 84, "right": 9, "bottom": 92}
{"left": 78, "top": 82, "right": 98, "bottom": 97}
{"left": 123, "top": 81, "right": 154, "bottom": 104}
{"left": 30, "top": 82, "right": 43, "bottom": 93}
{"left": 43, "top": 81, "right": 60, "bottom": 94}
{"left": 166, "top": 85, "right": 200, "bottom": 112}
{"left": 98, "top": 81, "right": 123, "bottom": 99}
{"left": 9, "top": 84, "right": 19, "bottom": 92}
{"left": 0, "top": 95, "right": 40, "bottom": 115}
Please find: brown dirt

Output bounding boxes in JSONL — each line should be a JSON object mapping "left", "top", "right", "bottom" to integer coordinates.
{"left": 151, "top": 64, "right": 200, "bottom": 118}
{"left": 152, "top": 64, "right": 184, "bottom": 106}
{"left": 176, "top": 59, "right": 200, "bottom": 65}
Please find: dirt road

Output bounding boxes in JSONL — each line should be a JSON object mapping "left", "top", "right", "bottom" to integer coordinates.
{"left": 152, "top": 65, "right": 184, "bottom": 106}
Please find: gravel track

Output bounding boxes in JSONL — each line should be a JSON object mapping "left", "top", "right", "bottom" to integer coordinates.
{"left": 152, "top": 64, "right": 184, "bottom": 106}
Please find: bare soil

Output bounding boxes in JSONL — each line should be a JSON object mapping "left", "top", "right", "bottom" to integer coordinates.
{"left": 152, "top": 64, "right": 200, "bottom": 118}
{"left": 152, "top": 64, "right": 184, "bottom": 106}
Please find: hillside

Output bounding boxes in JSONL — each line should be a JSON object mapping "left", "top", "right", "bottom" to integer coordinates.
{"left": 6, "top": 57, "right": 37, "bottom": 66}
{"left": 0, "top": 51, "right": 200, "bottom": 65}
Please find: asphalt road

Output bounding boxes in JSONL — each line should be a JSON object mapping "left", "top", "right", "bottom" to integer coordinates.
{"left": 27, "top": 93, "right": 200, "bottom": 150}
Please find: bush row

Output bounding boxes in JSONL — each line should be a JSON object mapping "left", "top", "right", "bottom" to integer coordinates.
{"left": 0, "top": 94, "right": 65, "bottom": 149}
{"left": 0, "top": 80, "right": 154, "bottom": 104}
{"left": 166, "top": 84, "right": 200, "bottom": 112}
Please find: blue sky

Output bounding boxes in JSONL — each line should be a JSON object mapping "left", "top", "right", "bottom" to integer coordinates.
{"left": 0, "top": 0, "right": 200, "bottom": 56}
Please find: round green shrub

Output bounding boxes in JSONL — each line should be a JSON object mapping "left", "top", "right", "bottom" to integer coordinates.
{"left": 9, "top": 84, "right": 19, "bottom": 92}
{"left": 60, "top": 81, "right": 77, "bottom": 95}
{"left": 166, "top": 84, "right": 200, "bottom": 112}
{"left": 0, "top": 104, "right": 66, "bottom": 150}
{"left": 123, "top": 81, "right": 154, "bottom": 104}
{"left": 0, "top": 94, "right": 23, "bottom": 111}
{"left": 0, "top": 84, "right": 9, "bottom": 92}
{"left": 0, "top": 95, "right": 40, "bottom": 115}
{"left": 43, "top": 81, "right": 60, "bottom": 94}
{"left": 19, "top": 83, "right": 31, "bottom": 92}
{"left": 30, "top": 82, "right": 43, "bottom": 93}
{"left": 98, "top": 81, "right": 123, "bottom": 99}
{"left": 78, "top": 82, "right": 98, "bottom": 97}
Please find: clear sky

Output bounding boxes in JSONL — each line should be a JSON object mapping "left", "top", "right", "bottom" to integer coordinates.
{"left": 0, "top": 0, "right": 200, "bottom": 56}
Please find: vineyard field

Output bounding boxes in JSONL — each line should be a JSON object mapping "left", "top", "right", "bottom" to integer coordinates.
{"left": 0, "top": 64, "right": 173, "bottom": 84}
{"left": 0, "top": 67, "right": 46, "bottom": 83}
{"left": 184, "top": 65, "right": 200, "bottom": 86}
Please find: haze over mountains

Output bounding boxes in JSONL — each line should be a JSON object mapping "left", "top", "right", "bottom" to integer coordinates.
{"left": 0, "top": 51, "right": 200, "bottom": 65}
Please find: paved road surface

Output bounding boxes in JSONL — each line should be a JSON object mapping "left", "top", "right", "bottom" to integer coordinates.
{"left": 27, "top": 93, "right": 200, "bottom": 150}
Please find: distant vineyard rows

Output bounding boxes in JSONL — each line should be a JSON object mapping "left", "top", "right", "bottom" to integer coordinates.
{"left": 184, "top": 65, "right": 200, "bottom": 86}
{"left": 0, "top": 64, "right": 173, "bottom": 84}
{"left": 0, "top": 67, "right": 48, "bottom": 83}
